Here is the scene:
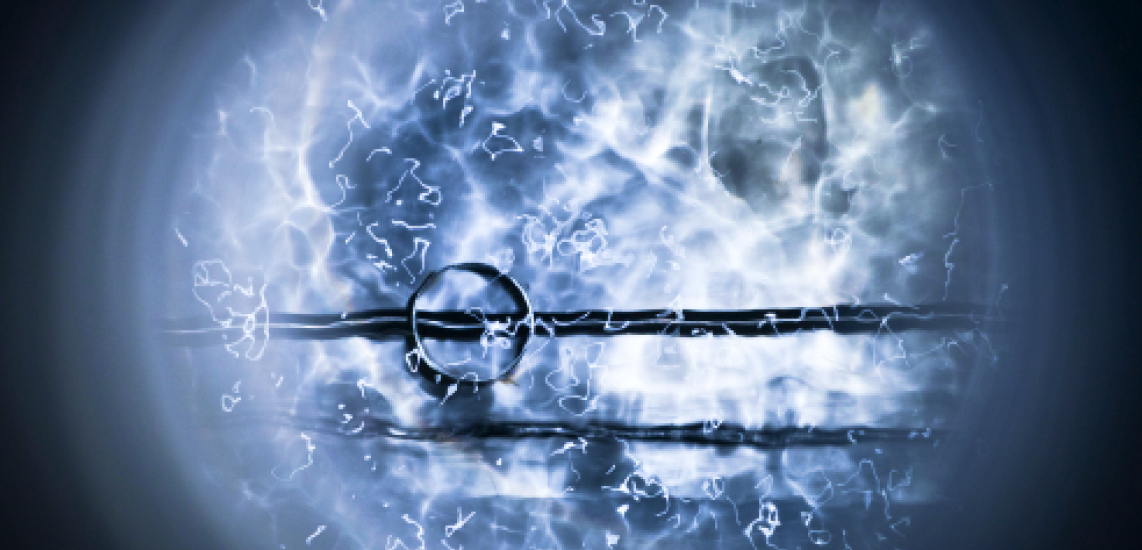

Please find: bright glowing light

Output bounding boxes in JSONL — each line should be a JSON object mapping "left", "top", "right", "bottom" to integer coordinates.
{"left": 166, "top": 1, "right": 1001, "bottom": 548}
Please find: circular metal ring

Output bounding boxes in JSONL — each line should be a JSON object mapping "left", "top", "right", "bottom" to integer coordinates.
{"left": 407, "top": 263, "right": 533, "bottom": 384}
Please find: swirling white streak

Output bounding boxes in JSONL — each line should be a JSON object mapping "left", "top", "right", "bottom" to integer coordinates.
{"left": 168, "top": 0, "right": 1000, "bottom": 548}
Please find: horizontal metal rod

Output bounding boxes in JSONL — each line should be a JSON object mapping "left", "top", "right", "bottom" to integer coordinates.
{"left": 163, "top": 303, "right": 991, "bottom": 345}
{"left": 207, "top": 413, "right": 944, "bottom": 449}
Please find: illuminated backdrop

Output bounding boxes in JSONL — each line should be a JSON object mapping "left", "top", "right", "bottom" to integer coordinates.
{"left": 154, "top": 2, "right": 1006, "bottom": 549}
{"left": 158, "top": 1, "right": 1005, "bottom": 549}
